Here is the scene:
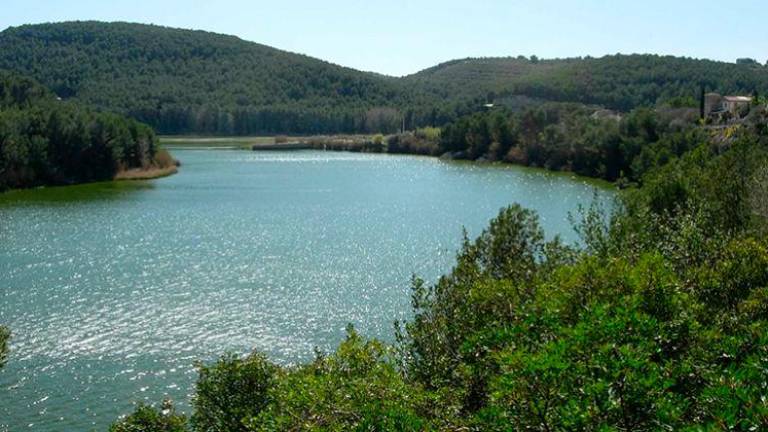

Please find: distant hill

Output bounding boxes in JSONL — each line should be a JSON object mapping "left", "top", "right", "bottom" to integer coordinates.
{"left": 0, "top": 22, "right": 426, "bottom": 135}
{"left": 0, "top": 21, "right": 766, "bottom": 135}
{"left": 404, "top": 55, "right": 768, "bottom": 111}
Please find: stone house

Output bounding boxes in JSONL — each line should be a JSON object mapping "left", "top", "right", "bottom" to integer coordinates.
{"left": 704, "top": 93, "right": 753, "bottom": 117}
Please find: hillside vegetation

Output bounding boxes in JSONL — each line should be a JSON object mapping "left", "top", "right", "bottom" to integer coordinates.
{"left": 0, "top": 70, "right": 172, "bottom": 190}
{"left": 0, "top": 22, "right": 436, "bottom": 135}
{"left": 437, "top": 103, "right": 715, "bottom": 181}
{"left": 406, "top": 55, "right": 768, "bottom": 111}
{"left": 300, "top": 102, "right": 768, "bottom": 183}
{"left": 1, "top": 22, "right": 767, "bottom": 135}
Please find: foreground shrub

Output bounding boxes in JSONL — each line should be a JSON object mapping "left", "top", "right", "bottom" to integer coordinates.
{"left": 192, "top": 353, "right": 277, "bottom": 432}
{"left": 110, "top": 400, "right": 187, "bottom": 432}
{"left": 246, "top": 326, "right": 428, "bottom": 431}
{"left": 397, "top": 204, "right": 574, "bottom": 411}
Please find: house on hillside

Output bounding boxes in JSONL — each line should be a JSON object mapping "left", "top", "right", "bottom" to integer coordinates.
{"left": 723, "top": 96, "right": 753, "bottom": 113}
{"left": 704, "top": 93, "right": 753, "bottom": 118}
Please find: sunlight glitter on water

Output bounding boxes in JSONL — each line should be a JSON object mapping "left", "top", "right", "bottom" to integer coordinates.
{"left": 0, "top": 149, "right": 613, "bottom": 431}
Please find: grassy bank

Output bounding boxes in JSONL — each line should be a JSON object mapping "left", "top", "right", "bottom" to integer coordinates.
{"left": 160, "top": 136, "right": 275, "bottom": 149}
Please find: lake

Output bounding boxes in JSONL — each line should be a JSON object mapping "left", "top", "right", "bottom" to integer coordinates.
{"left": 0, "top": 149, "right": 613, "bottom": 431}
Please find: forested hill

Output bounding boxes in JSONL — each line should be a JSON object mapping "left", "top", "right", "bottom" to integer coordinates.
{"left": 404, "top": 55, "right": 768, "bottom": 111}
{"left": 0, "top": 21, "right": 430, "bottom": 135}
{"left": 1, "top": 22, "right": 767, "bottom": 135}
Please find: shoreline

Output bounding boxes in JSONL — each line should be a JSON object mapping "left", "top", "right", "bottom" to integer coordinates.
{"left": 160, "top": 135, "right": 616, "bottom": 188}
{"left": 163, "top": 136, "right": 615, "bottom": 189}
{"left": 114, "top": 165, "right": 178, "bottom": 181}
{"left": 0, "top": 163, "right": 179, "bottom": 195}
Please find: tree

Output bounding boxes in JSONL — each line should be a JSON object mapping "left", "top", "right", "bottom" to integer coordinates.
{"left": 737, "top": 57, "right": 759, "bottom": 65}
{"left": 364, "top": 107, "right": 401, "bottom": 134}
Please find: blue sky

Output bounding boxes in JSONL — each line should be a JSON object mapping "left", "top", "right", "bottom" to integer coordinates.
{"left": 2, "top": 0, "right": 766, "bottom": 76}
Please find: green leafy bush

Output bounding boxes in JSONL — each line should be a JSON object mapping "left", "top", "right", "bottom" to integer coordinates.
{"left": 192, "top": 353, "right": 277, "bottom": 432}
{"left": 110, "top": 400, "right": 187, "bottom": 432}
{"left": 247, "top": 326, "right": 427, "bottom": 431}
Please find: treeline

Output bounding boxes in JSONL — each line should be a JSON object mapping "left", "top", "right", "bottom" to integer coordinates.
{"left": 302, "top": 127, "right": 442, "bottom": 155}
{"left": 108, "top": 118, "right": 768, "bottom": 430}
{"left": 303, "top": 103, "right": 766, "bottom": 185}
{"left": 331, "top": 104, "right": 716, "bottom": 183}
{"left": 134, "top": 105, "right": 468, "bottom": 136}
{"left": 437, "top": 102, "right": 768, "bottom": 182}
{"left": 0, "top": 71, "right": 169, "bottom": 190}
{"left": 1, "top": 22, "right": 767, "bottom": 135}
{"left": 439, "top": 104, "right": 701, "bottom": 181}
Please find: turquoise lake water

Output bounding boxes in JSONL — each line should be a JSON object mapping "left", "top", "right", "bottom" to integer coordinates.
{"left": 0, "top": 149, "right": 613, "bottom": 431}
